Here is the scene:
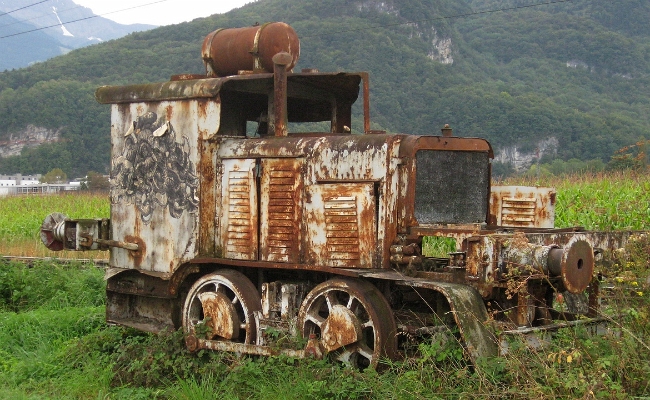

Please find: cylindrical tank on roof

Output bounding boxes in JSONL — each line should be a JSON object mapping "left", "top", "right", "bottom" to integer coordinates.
{"left": 201, "top": 22, "right": 300, "bottom": 77}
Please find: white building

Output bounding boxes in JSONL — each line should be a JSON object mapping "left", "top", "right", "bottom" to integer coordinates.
{"left": 0, "top": 173, "right": 79, "bottom": 196}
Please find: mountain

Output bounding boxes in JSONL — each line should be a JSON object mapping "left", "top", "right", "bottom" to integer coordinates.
{"left": 0, "top": 0, "right": 648, "bottom": 177}
{"left": 0, "top": 0, "right": 155, "bottom": 70}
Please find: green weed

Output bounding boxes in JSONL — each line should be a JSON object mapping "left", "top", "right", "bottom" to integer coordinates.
{"left": 0, "top": 259, "right": 105, "bottom": 312}
{"left": 421, "top": 236, "right": 457, "bottom": 258}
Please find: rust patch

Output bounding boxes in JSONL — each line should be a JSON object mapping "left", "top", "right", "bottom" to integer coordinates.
{"left": 221, "top": 159, "right": 258, "bottom": 260}
{"left": 198, "top": 140, "right": 216, "bottom": 255}
{"left": 169, "top": 264, "right": 200, "bottom": 296}
{"left": 298, "top": 278, "right": 397, "bottom": 369}
{"left": 272, "top": 52, "right": 291, "bottom": 137}
{"left": 560, "top": 237, "right": 595, "bottom": 294}
{"left": 171, "top": 74, "right": 207, "bottom": 81}
{"left": 125, "top": 235, "right": 145, "bottom": 267}
{"left": 490, "top": 186, "right": 555, "bottom": 228}
{"left": 197, "top": 101, "right": 207, "bottom": 119}
{"left": 165, "top": 104, "right": 174, "bottom": 121}
{"left": 306, "top": 183, "right": 376, "bottom": 268}
{"left": 185, "top": 334, "right": 199, "bottom": 352}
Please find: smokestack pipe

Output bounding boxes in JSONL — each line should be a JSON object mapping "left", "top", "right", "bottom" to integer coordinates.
{"left": 441, "top": 124, "right": 453, "bottom": 137}
{"left": 272, "top": 52, "right": 292, "bottom": 137}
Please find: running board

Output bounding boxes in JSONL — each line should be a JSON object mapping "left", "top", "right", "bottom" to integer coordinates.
{"left": 185, "top": 335, "right": 312, "bottom": 359}
{"left": 499, "top": 316, "right": 614, "bottom": 354}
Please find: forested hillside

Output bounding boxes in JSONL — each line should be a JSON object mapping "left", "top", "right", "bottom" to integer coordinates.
{"left": 0, "top": 0, "right": 648, "bottom": 177}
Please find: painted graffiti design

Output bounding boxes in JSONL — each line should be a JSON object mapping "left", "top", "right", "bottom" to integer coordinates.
{"left": 111, "top": 111, "right": 199, "bottom": 223}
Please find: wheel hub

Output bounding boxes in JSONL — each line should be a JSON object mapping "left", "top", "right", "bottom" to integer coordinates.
{"left": 198, "top": 291, "right": 240, "bottom": 340}
{"left": 321, "top": 304, "right": 362, "bottom": 352}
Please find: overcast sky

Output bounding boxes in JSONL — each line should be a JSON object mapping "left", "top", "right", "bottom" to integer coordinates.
{"left": 73, "top": 0, "right": 253, "bottom": 26}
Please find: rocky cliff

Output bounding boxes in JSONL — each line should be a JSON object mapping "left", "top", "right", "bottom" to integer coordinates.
{"left": 0, "top": 125, "right": 61, "bottom": 158}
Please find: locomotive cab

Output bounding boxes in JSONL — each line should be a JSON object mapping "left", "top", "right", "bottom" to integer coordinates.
{"left": 208, "top": 71, "right": 367, "bottom": 137}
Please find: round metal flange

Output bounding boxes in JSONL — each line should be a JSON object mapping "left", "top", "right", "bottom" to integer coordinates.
{"left": 561, "top": 236, "right": 595, "bottom": 294}
{"left": 40, "top": 212, "right": 68, "bottom": 251}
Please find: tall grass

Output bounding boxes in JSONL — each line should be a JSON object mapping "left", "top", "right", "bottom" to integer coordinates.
{"left": 0, "top": 259, "right": 109, "bottom": 398}
{"left": 0, "top": 259, "right": 105, "bottom": 312}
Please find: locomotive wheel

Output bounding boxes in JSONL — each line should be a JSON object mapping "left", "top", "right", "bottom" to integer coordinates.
{"left": 298, "top": 277, "right": 397, "bottom": 369}
{"left": 182, "top": 270, "right": 261, "bottom": 349}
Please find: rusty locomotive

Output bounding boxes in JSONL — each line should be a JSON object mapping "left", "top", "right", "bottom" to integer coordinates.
{"left": 41, "top": 22, "right": 632, "bottom": 368}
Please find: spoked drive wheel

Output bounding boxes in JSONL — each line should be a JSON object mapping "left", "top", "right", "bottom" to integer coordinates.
{"left": 182, "top": 269, "right": 261, "bottom": 350}
{"left": 298, "top": 277, "right": 397, "bottom": 369}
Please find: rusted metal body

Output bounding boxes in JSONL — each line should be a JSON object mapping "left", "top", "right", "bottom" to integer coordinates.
{"left": 41, "top": 22, "right": 642, "bottom": 367}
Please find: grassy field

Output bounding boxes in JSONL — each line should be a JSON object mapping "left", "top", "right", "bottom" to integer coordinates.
{"left": 0, "top": 172, "right": 648, "bottom": 398}
{"left": 0, "top": 192, "right": 109, "bottom": 259}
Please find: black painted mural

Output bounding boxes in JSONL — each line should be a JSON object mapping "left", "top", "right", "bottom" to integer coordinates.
{"left": 111, "top": 112, "right": 199, "bottom": 223}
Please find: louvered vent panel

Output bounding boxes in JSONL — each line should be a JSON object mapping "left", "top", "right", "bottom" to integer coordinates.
{"left": 324, "top": 196, "right": 360, "bottom": 261}
{"left": 501, "top": 197, "right": 536, "bottom": 227}
{"left": 266, "top": 169, "right": 298, "bottom": 259}
{"left": 226, "top": 170, "right": 254, "bottom": 255}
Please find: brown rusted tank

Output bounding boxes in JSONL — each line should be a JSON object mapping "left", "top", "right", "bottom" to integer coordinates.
{"left": 42, "top": 23, "right": 640, "bottom": 370}
{"left": 201, "top": 22, "right": 300, "bottom": 77}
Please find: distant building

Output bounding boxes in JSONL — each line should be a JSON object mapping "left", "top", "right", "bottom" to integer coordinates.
{"left": 0, "top": 173, "right": 41, "bottom": 186}
{"left": 0, "top": 173, "right": 80, "bottom": 196}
